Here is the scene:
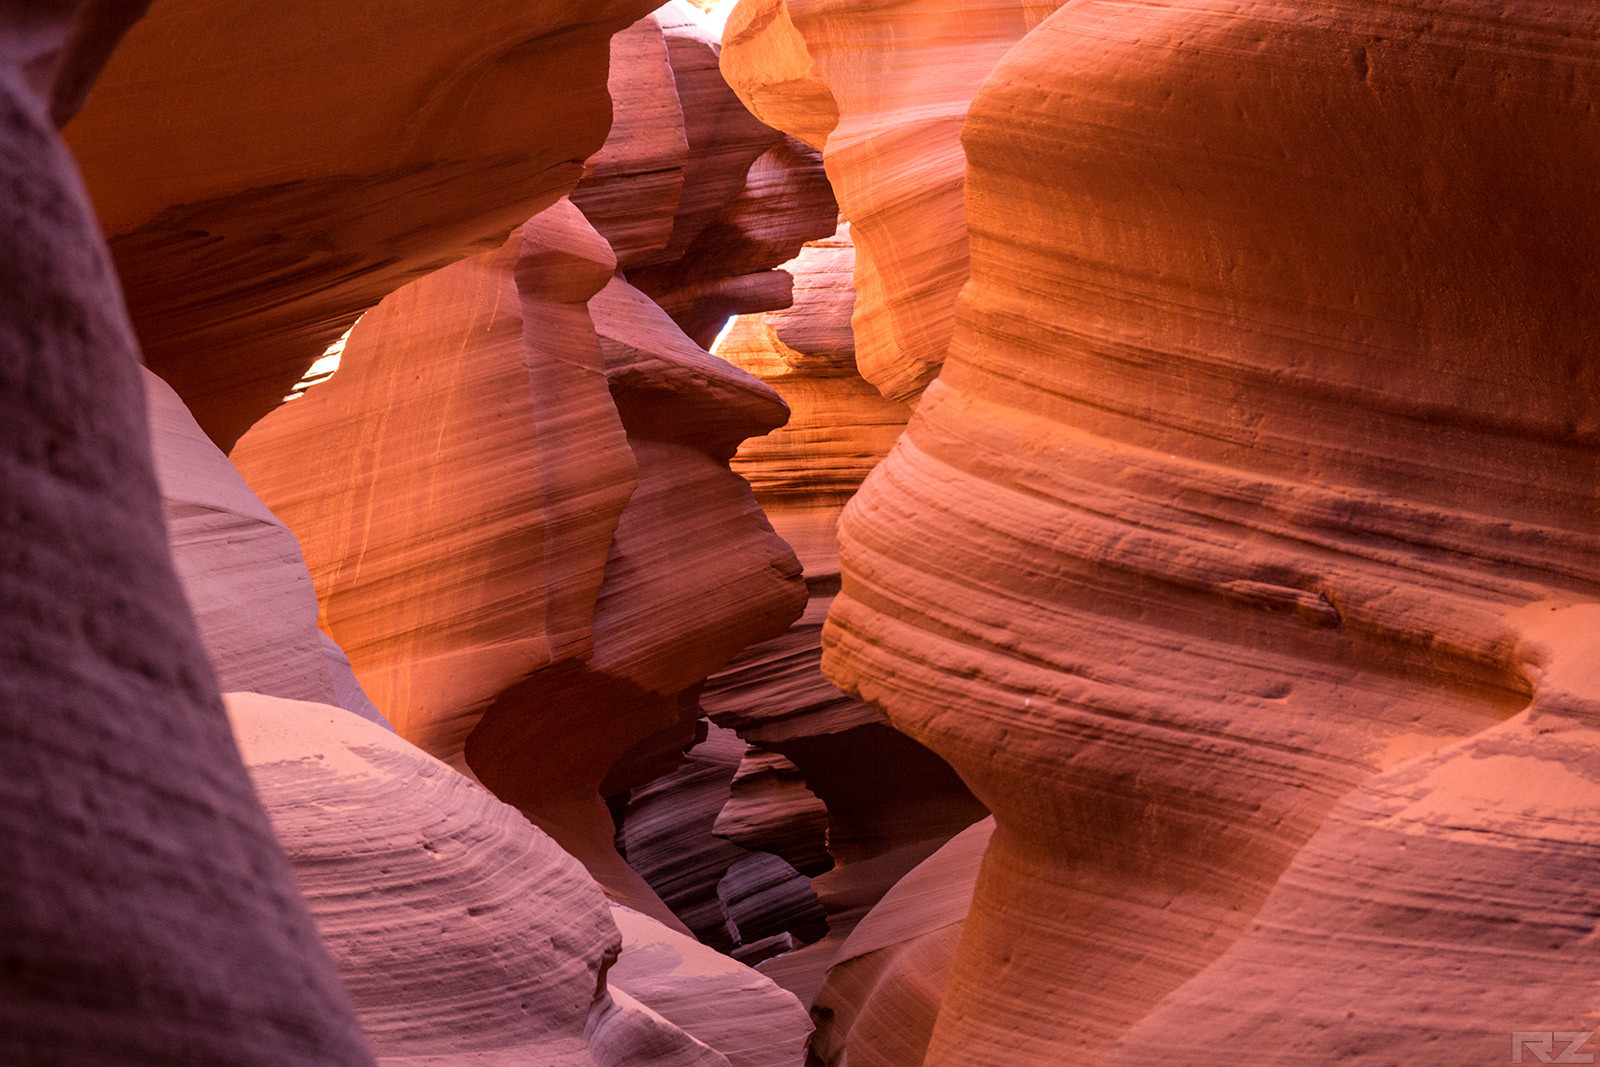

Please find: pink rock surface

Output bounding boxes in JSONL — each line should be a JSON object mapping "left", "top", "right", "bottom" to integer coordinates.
{"left": 609, "top": 903, "right": 813, "bottom": 1067}
{"left": 63, "top": 0, "right": 660, "bottom": 447}
{"left": 0, "top": 11, "right": 372, "bottom": 1060}
{"left": 144, "top": 367, "right": 386, "bottom": 725}
{"left": 810, "top": 818, "right": 995, "bottom": 1067}
{"left": 821, "top": 2, "right": 1600, "bottom": 1062}
{"left": 226, "top": 691, "right": 807, "bottom": 1066}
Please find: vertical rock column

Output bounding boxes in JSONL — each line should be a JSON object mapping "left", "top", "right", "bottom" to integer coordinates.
{"left": 825, "top": 1, "right": 1600, "bottom": 1062}
{"left": 0, "top": 6, "right": 373, "bottom": 1063}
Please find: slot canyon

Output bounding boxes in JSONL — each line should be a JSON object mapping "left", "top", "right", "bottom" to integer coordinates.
{"left": 2, "top": 1, "right": 1597, "bottom": 1064}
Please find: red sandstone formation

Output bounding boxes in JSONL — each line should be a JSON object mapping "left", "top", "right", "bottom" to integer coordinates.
{"left": 703, "top": 224, "right": 986, "bottom": 1003}
{"left": 570, "top": 13, "right": 689, "bottom": 273}
{"left": 144, "top": 369, "right": 386, "bottom": 726}
{"left": 226, "top": 692, "right": 812, "bottom": 1066}
{"left": 234, "top": 198, "right": 808, "bottom": 930}
{"left": 720, "top": 0, "right": 1063, "bottom": 402}
{"left": 573, "top": 2, "right": 837, "bottom": 350}
{"left": 0, "top": 7, "right": 372, "bottom": 1061}
{"left": 233, "top": 203, "right": 634, "bottom": 773}
{"left": 715, "top": 0, "right": 836, "bottom": 152}
{"left": 63, "top": 0, "right": 661, "bottom": 448}
{"left": 820, "top": 1, "right": 1600, "bottom": 1062}
{"left": 570, "top": 4, "right": 840, "bottom": 301}
{"left": 714, "top": 747, "right": 831, "bottom": 875}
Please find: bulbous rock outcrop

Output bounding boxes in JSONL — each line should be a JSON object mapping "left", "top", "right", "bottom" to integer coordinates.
{"left": 823, "top": 1, "right": 1600, "bottom": 1062}
{"left": 233, "top": 202, "right": 635, "bottom": 773}
{"left": 235, "top": 198, "right": 807, "bottom": 930}
{"left": 64, "top": 0, "right": 660, "bottom": 447}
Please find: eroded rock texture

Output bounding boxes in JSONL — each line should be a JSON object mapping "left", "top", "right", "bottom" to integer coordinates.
{"left": 64, "top": 0, "right": 660, "bottom": 447}
{"left": 821, "top": 2, "right": 1600, "bottom": 1063}
{"left": 233, "top": 203, "right": 634, "bottom": 774}
{"left": 145, "top": 368, "right": 387, "bottom": 726}
{"left": 619, "top": 722, "right": 827, "bottom": 959}
{"left": 575, "top": 2, "right": 838, "bottom": 348}
{"left": 226, "top": 691, "right": 812, "bottom": 1066}
{"left": 0, "top": 8, "right": 372, "bottom": 1062}
{"left": 810, "top": 818, "right": 994, "bottom": 1067}
{"left": 704, "top": 224, "right": 986, "bottom": 1003}
{"left": 721, "top": 0, "right": 1063, "bottom": 401}
{"left": 234, "top": 194, "right": 809, "bottom": 935}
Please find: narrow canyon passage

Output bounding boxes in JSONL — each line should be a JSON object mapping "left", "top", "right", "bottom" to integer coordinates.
{"left": 2, "top": 2, "right": 1598, "bottom": 1066}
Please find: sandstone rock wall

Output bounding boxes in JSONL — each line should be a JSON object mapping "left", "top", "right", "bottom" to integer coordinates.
{"left": 64, "top": 0, "right": 662, "bottom": 448}
{"left": 0, "top": 8, "right": 373, "bottom": 1061}
{"left": 705, "top": 223, "right": 988, "bottom": 1005}
{"left": 819, "top": 1, "right": 1600, "bottom": 1062}
{"left": 721, "top": 0, "right": 1063, "bottom": 402}
{"left": 145, "top": 368, "right": 388, "bottom": 726}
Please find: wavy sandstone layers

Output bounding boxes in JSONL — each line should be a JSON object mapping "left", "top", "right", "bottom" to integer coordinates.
{"left": 234, "top": 197, "right": 808, "bottom": 928}
{"left": 0, "top": 10, "right": 373, "bottom": 1062}
{"left": 619, "top": 722, "right": 827, "bottom": 958}
{"left": 822, "top": 2, "right": 1600, "bottom": 1062}
{"left": 63, "top": 0, "right": 658, "bottom": 447}
{"left": 233, "top": 203, "right": 634, "bottom": 771}
{"left": 721, "top": 0, "right": 1062, "bottom": 401}
{"left": 225, "top": 692, "right": 812, "bottom": 1066}
{"left": 809, "top": 817, "right": 994, "bottom": 1067}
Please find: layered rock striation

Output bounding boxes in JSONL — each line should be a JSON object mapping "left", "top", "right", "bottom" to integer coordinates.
{"left": 226, "top": 691, "right": 812, "bottom": 1066}
{"left": 821, "top": 2, "right": 1600, "bottom": 1062}
{"left": 64, "top": 0, "right": 662, "bottom": 447}
{"left": 705, "top": 223, "right": 987, "bottom": 1004}
{"left": 145, "top": 368, "right": 386, "bottom": 726}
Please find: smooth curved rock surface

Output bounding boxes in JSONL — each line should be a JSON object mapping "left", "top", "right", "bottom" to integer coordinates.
{"left": 1110, "top": 606, "right": 1600, "bottom": 1065}
{"left": 720, "top": 0, "right": 1062, "bottom": 402}
{"left": 809, "top": 818, "right": 994, "bottom": 1067}
{"left": 719, "top": 0, "right": 838, "bottom": 152}
{"left": 571, "top": 12, "right": 689, "bottom": 272}
{"left": 64, "top": 0, "right": 659, "bottom": 447}
{"left": 234, "top": 202, "right": 634, "bottom": 772}
{"left": 227, "top": 691, "right": 807, "bottom": 1066}
{"left": 464, "top": 271, "right": 806, "bottom": 914}
{"left": 145, "top": 367, "right": 387, "bottom": 726}
{"left": 610, "top": 903, "right": 813, "bottom": 1067}
{"left": 823, "top": 2, "right": 1600, "bottom": 1062}
{"left": 0, "top": 14, "right": 373, "bottom": 1062}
